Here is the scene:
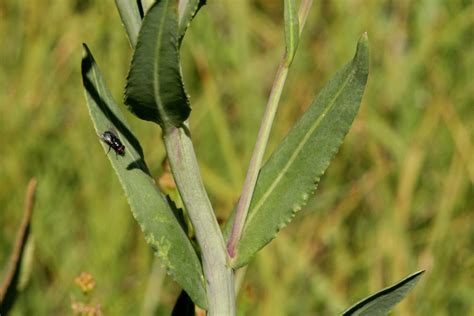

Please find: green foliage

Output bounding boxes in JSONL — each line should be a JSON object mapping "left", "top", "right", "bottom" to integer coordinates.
{"left": 343, "top": 271, "right": 424, "bottom": 315}
{"left": 124, "top": 0, "right": 191, "bottom": 129}
{"left": 81, "top": 44, "right": 207, "bottom": 308}
{"left": 229, "top": 35, "right": 369, "bottom": 268}
{"left": 1, "top": 1, "right": 472, "bottom": 315}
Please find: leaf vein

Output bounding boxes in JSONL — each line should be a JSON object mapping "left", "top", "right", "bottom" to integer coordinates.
{"left": 244, "top": 67, "right": 357, "bottom": 228}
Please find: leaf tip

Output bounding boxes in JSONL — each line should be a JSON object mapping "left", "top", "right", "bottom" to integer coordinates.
{"left": 81, "top": 44, "right": 95, "bottom": 80}
{"left": 356, "top": 32, "right": 369, "bottom": 54}
{"left": 81, "top": 43, "right": 92, "bottom": 58}
{"left": 354, "top": 33, "right": 370, "bottom": 74}
{"left": 361, "top": 31, "right": 368, "bottom": 42}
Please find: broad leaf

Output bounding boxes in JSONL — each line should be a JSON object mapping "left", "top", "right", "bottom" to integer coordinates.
{"left": 124, "top": 0, "right": 191, "bottom": 129}
{"left": 227, "top": 34, "right": 370, "bottom": 268}
{"left": 81, "top": 44, "right": 207, "bottom": 309}
{"left": 342, "top": 270, "right": 424, "bottom": 315}
{"left": 178, "top": 0, "right": 207, "bottom": 43}
{"left": 284, "top": 0, "right": 299, "bottom": 66}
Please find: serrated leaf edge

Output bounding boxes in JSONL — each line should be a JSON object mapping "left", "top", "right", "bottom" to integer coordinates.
{"left": 124, "top": 0, "right": 190, "bottom": 129}
{"left": 82, "top": 45, "right": 207, "bottom": 308}
{"left": 233, "top": 37, "right": 368, "bottom": 268}
{"left": 243, "top": 67, "right": 357, "bottom": 233}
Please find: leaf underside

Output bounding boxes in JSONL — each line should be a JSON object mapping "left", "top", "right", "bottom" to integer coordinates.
{"left": 124, "top": 0, "right": 191, "bottom": 129}
{"left": 226, "top": 34, "right": 370, "bottom": 268}
{"left": 342, "top": 270, "right": 425, "bottom": 315}
{"left": 81, "top": 44, "right": 207, "bottom": 309}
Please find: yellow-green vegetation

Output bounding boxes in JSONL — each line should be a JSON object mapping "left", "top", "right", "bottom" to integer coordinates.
{"left": 1, "top": 0, "right": 472, "bottom": 315}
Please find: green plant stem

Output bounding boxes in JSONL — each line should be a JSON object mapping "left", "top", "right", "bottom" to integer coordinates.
{"left": 114, "top": 1, "right": 235, "bottom": 312}
{"left": 227, "top": 0, "right": 313, "bottom": 258}
{"left": 164, "top": 125, "right": 235, "bottom": 316}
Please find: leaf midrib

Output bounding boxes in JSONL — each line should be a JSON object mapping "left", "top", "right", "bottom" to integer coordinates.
{"left": 243, "top": 65, "right": 357, "bottom": 231}
{"left": 152, "top": 0, "right": 169, "bottom": 126}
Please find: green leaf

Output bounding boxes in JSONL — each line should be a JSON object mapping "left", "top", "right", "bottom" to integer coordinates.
{"left": 81, "top": 44, "right": 207, "bottom": 309}
{"left": 177, "top": 0, "right": 207, "bottom": 43}
{"left": 342, "top": 270, "right": 425, "bottom": 315}
{"left": 124, "top": 0, "right": 191, "bottom": 129}
{"left": 284, "top": 0, "right": 299, "bottom": 66}
{"left": 114, "top": 0, "right": 142, "bottom": 48}
{"left": 227, "top": 34, "right": 370, "bottom": 268}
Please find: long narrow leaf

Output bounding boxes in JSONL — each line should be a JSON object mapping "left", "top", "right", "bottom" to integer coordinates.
{"left": 227, "top": 34, "right": 369, "bottom": 268}
{"left": 342, "top": 270, "right": 424, "bottom": 315}
{"left": 124, "top": 0, "right": 191, "bottom": 129}
{"left": 177, "top": 0, "right": 207, "bottom": 43}
{"left": 81, "top": 44, "right": 207, "bottom": 309}
{"left": 114, "top": 0, "right": 142, "bottom": 47}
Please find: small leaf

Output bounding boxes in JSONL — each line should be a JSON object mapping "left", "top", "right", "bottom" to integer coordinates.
{"left": 284, "top": 0, "right": 300, "bottom": 66}
{"left": 226, "top": 34, "right": 369, "bottom": 268}
{"left": 178, "top": 0, "right": 207, "bottom": 43}
{"left": 342, "top": 270, "right": 425, "bottom": 315}
{"left": 124, "top": 0, "right": 191, "bottom": 129}
{"left": 81, "top": 44, "right": 207, "bottom": 309}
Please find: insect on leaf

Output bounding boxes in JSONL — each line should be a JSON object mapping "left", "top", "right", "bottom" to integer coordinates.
{"left": 81, "top": 44, "right": 207, "bottom": 309}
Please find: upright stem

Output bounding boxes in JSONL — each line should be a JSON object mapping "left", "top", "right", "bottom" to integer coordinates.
{"left": 114, "top": 1, "right": 236, "bottom": 313}
{"left": 227, "top": 0, "right": 313, "bottom": 258}
{"left": 164, "top": 125, "right": 235, "bottom": 316}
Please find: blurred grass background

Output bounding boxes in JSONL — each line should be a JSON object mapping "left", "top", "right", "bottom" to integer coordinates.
{"left": 0, "top": 0, "right": 472, "bottom": 315}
